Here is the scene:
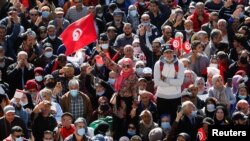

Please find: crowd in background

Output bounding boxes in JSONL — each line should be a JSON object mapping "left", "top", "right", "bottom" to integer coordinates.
{"left": 0, "top": 0, "right": 250, "bottom": 141}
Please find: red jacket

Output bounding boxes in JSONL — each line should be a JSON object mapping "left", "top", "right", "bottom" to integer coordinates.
{"left": 188, "top": 11, "right": 209, "bottom": 32}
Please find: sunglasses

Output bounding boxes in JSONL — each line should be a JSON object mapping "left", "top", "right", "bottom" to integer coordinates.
{"left": 122, "top": 64, "right": 131, "bottom": 68}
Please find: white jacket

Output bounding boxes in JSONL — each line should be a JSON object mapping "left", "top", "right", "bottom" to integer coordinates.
{"left": 154, "top": 56, "right": 185, "bottom": 99}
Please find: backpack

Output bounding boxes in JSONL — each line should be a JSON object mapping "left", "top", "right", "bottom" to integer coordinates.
{"left": 160, "top": 60, "right": 179, "bottom": 79}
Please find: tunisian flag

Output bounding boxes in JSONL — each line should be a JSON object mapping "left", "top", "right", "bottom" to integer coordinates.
{"left": 60, "top": 14, "right": 97, "bottom": 55}
{"left": 169, "top": 37, "right": 182, "bottom": 49}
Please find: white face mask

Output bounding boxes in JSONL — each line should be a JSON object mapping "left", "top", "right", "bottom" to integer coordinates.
{"left": 35, "top": 75, "right": 43, "bottom": 82}
{"left": 97, "top": 13, "right": 103, "bottom": 17}
{"left": 101, "top": 44, "right": 109, "bottom": 50}
{"left": 206, "top": 104, "right": 215, "bottom": 112}
{"left": 185, "top": 29, "right": 193, "bottom": 33}
{"left": 44, "top": 51, "right": 53, "bottom": 58}
{"left": 130, "top": 10, "right": 137, "bottom": 17}
{"left": 133, "top": 47, "right": 141, "bottom": 54}
{"left": 15, "top": 137, "right": 22, "bottom": 141}
{"left": 209, "top": 63, "right": 218, "bottom": 68}
{"left": 49, "top": 35, "right": 56, "bottom": 40}
{"left": 21, "top": 101, "right": 28, "bottom": 106}
{"left": 136, "top": 67, "right": 144, "bottom": 76}
{"left": 108, "top": 78, "right": 116, "bottom": 85}
{"left": 243, "top": 76, "right": 249, "bottom": 82}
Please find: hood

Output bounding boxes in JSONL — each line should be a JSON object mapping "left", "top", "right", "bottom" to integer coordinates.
{"left": 159, "top": 55, "right": 178, "bottom": 64}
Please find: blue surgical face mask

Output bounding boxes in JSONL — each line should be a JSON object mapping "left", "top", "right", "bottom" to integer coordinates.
{"left": 42, "top": 11, "right": 50, "bottom": 18}
{"left": 161, "top": 121, "right": 171, "bottom": 129}
{"left": 191, "top": 110, "right": 197, "bottom": 117}
{"left": 240, "top": 12, "right": 244, "bottom": 18}
{"left": 238, "top": 95, "right": 247, "bottom": 100}
{"left": 70, "top": 90, "right": 78, "bottom": 97}
{"left": 108, "top": 78, "right": 116, "bottom": 85}
{"left": 44, "top": 51, "right": 53, "bottom": 58}
{"left": 101, "top": 44, "right": 109, "bottom": 50}
{"left": 96, "top": 90, "right": 105, "bottom": 96}
{"left": 142, "top": 22, "right": 150, "bottom": 27}
{"left": 77, "top": 128, "right": 85, "bottom": 136}
{"left": 127, "top": 130, "right": 136, "bottom": 136}
{"left": 16, "top": 137, "right": 22, "bottom": 141}
{"left": 130, "top": 10, "right": 137, "bottom": 17}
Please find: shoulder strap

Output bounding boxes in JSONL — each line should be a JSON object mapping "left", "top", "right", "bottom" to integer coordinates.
{"left": 159, "top": 60, "right": 179, "bottom": 79}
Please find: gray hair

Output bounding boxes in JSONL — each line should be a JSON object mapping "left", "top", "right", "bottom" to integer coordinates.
{"left": 17, "top": 51, "right": 28, "bottom": 59}
{"left": 68, "top": 79, "right": 79, "bottom": 88}
{"left": 210, "top": 29, "right": 222, "bottom": 40}
{"left": 40, "top": 88, "right": 52, "bottom": 98}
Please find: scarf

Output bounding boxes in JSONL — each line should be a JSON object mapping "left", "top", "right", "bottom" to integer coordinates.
{"left": 60, "top": 124, "right": 75, "bottom": 140}
{"left": 115, "top": 69, "right": 134, "bottom": 91}
{"left": 114, "top": 58, "right": 134, "bottom": 91}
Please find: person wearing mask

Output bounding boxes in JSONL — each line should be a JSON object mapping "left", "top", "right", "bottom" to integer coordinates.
{"left": 106, "top": 8, "right": 125, "bottom": 35}
{"left": 41, "top": 25, "right": 62, "bottom": 55}
{"left": 137, "top": 14, "right": 159, "bottom": 52}
{"left": 3, "top": 126, "right": 26, "bottom": 141}
{"left": 32, "top": 100, "right": 57, "bottom": 141}
{"left": 154, "top": 44, "right": 185, "bottom": 123}
{"left": 0, "top": 105, "right": 28, "bottom": 140}
{"left": 175, "top": 101, "right": 203, "bottom": 141}
{"left": 127, "top": 5, "right": 140, "bottom": 32}
{"left": 135, "top": 61, "right": 145, "bottom": 78}
{"left": 34, "top": 43, "right": 57, "bottom": 68}
{"left": 65, "top": 117, "right": 92, "bottom": 141}
{"left": 61, "top": 79, "right": 93, "bottom": 122}
{"left": 142, "top": 67, "right": 155, "bottom": 94}
{"left": 32, "top": 67, "right": 45, "bottom": 89}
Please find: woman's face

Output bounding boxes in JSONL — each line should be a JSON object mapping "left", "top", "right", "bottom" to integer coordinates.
{"left": 122, "top": 63, "right": 132, "bottom": 72}
{"left": 215, "top": 76, "right": 224, "bottom": 88}
{"left": 142, "top": 112, "right": 151, "bottom": 124}
{"left": 239, "top": 87, "right": 247, "bottom": 96}
{"left": 197, "top": 79, "right": 205, "bottom": 90}
{"left": 216, "top": 109, "right": 224, "bottom": 121}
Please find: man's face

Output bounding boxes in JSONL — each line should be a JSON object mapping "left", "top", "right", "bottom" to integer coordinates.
{"left": 123, "top": 25, "right": 132, "bottom": 36}
{"left": 196, "top": 5, "right": 204, "bottom": 15}
{"left": 184, "top": 21, "right": 193, "bottom": 30}
{"left": 29, "top": 10, "right": 39, "bottom": 22}
{"left": 114, "top": 15, "right": 122, "bottom": 23}
{"left": 0, "top": 28, "right": 6, "bottom": 39}
{"left": 124, "top": 47, "right": 134, "bottom": 57}
{"left": 149, "top": 3, "right": 158, "bottom": 13}
{"left": 140, "top": 94, "right": 150, "bottom": 104}
{"left": 5, "top": 112, "right": 15, "bottom": 123}
{"left": 188, "top": 86, "right": 198, "bottom": 97}
{"left": 64, "top": 67, "right": 75, "bottom": 79}
{"left": 162, "top": 28, "right": 172, "bottom": 39}
{"left": 152, "top": 42, "right": 161, "bottom": 53}
{"left": 17, "top": 54, "right": 27, "bottom": 65}
{"left": 163, "top": 51, "right": 174, "bottom": 60}
{"left": 47, "top": 27, "right": 56, "bottom": 36}
{"left": 62, "top": 115, "right": 73, "bottom": 127}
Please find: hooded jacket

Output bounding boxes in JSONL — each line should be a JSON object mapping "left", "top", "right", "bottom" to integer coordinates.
{"left": 154, "top": 55, "right": 185, "bottom": 99}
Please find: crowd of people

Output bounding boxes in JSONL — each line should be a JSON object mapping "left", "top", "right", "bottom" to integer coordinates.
{"left": 0, "top": 0, "right": 250, "bottom": 141}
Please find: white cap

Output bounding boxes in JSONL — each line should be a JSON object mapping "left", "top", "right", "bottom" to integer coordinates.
{"left": 143, "top": 67, "right": 152, "bottom": 74}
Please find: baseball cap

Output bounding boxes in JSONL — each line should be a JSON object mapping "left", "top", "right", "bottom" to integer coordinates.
{"left": 143, "top": 67, "right": 152, "bottom": 74}
{"left": 99, "top": 33, "right": 108, "bottom": 41}
{"left": 113, "top": 8, "right": 123, "bottom": 16}
{"left": 55, "top": 7, "right": 64, "bottom": 14}
{"left": 44, "top": 74, "right": 54, "bottom": 80}
{"left": 4, "top": 105, "right": 15, "bottom": 114}
{"left": 74, "top": 117, "right": 86, "bottom": 124}
{"left": 161, "top": 44, "right": 174, "bottom": 54}
{"left": 232, "top": 111, "right": 248, "bottom": 120}
{"left": 178, "top": 132, "right": 190, "bottom": 141}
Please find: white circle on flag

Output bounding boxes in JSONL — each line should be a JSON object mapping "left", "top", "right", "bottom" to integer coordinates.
{"left": 72, "top": 28, "right": 83, "bottom": 41}
{"left": 184, "top": 43, "right": 191, "bottom": 50}
{"left": 198, "top": 131, "right": 203, "bottom": 140}
{"left": 173, "top": 40, "right": 179, "bottom": 49}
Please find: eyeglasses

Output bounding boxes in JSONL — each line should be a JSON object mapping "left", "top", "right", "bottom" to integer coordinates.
{"left": 122, "top": 64, "right": 131, "bottom": 68}
{"left": 40, "top": 31, "right": 46, "bottom": 34}
{"left": 74, "top": 1, "right": 81, "bottom": 3}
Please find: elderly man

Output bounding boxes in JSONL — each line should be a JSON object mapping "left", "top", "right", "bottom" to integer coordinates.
{"left": 61, "top": 79, "right": 92, "bottom": 122}
{"left": 0, "top": 105, "right": 28, "bottom": 140}
{"left": 7, "top": 51, "right": 34, "bottom": 98}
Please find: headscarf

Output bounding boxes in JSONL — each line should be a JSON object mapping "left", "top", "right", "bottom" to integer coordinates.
{"left": 232, "top": 75, "right": 243, "bottom": 94}
{"left": 211, "top": 75, "right": 229, "bottom": 106}
{"left": 114, "top": 58, "right": 134, "bottom": 91}
{"left": 195, "top": 77, "right": 206, "bottom": 94}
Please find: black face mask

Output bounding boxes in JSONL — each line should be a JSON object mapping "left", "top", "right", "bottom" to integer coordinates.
{"left": 240, "top": 56, "right": 248, "bottom": 65}
{"left": 46, "top": 82, "right": 56, "bottom": 89}
{"left": 100, "top": 104, "right": 109, "bottom": 112}
{"left": 144, "top": 76, "right": 152, "bottom": 81}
